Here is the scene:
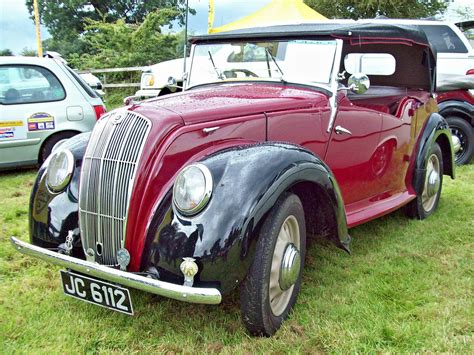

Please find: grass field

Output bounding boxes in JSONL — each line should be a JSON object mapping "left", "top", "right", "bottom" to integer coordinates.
{"left": 0, "top": 165, "right": 472, "bottom": 353}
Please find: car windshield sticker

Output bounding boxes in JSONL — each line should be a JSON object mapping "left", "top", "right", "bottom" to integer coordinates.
{"left": 27, "top": 112, "right": 55, "bottom": 131}
{"left": 0, "top": 120, "right": 27, "bottom": 140}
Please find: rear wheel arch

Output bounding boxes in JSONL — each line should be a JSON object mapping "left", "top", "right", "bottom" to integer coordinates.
{"left": 439, "top": 104, "right": 473, "bottom": 126}
{"left": 38, "top": 130, "right": 80, "bottom": 164}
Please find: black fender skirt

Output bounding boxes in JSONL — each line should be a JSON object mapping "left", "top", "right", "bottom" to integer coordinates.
{"left": 142, "top": 143, "right": 349, "bottom": 294}
{"left": 412, "top": 113, "right": 455, "bottom": 196}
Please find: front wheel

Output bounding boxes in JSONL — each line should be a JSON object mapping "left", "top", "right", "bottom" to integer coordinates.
{"left": 240, "top": 193, "right": 306, "bottom": 336}
{"left": 406, "top": 142, "right": 443, "bottom": 219}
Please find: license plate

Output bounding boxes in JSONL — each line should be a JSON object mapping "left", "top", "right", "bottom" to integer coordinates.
{"left": 60, "top": 270, "right": 134, "bottom": 315}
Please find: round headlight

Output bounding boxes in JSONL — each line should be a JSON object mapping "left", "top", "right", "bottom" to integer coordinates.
{"left": 173, "top": 163, "right": 213, "bottom": 216}
{"left": 46, "top": 149, "right": 74, "bottom": 192}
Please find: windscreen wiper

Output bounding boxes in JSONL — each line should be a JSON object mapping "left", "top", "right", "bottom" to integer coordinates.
{"left": 265, "top": 48, "right": 285, "bottom": 82}
{"left": 208, "top": 51, "right": 224, "bottom": 80}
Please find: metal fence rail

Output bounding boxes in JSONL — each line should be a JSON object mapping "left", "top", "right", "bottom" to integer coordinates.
{"left": 77, "top": 67, "right": 144, "bottom": 89}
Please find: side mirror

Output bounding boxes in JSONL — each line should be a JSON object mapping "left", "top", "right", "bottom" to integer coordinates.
{"left": 167, "top": 76, "right": 183, "bottom": 92}
{"left": 167, "top": 76, "right": 178, "bottom": 87}
{"left": 348, "top": 73, "right": 370, "bottom": 94}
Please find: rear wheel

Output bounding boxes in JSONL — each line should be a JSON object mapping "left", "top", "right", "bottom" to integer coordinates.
{"left": 240, "top": 193, "right": 306, "bottom": 336}
{"left": 40, "top": 131, "right": 77, "bottom": 164}
{"left": 406, "top": 143, "right": 443, "bottom": 219}
{"left": 446, "top": 116, "right": 473, "bottom": 165}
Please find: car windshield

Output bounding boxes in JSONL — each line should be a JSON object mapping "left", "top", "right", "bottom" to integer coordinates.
{"left": 188, "top": 39, "right": 338, "bottom": 88}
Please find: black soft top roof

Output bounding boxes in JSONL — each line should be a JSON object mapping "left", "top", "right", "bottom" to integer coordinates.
{"left": 191, "top": 22, "right": 432, "bottom": 48}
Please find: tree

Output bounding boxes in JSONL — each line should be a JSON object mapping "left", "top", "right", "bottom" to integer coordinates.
{"left": 304, "top": 0, "right": 447, "bottom": 19}
{"left": 26, "top": 0, "right": 193, "bottom": 41}
{"left": 20, "top": 48, "right": 37, "bottom": 57}
{"left": 67, "top": 9, "right": 181, "bottom": 70}
{"left": 0, "top": 49, "right": 13, "bottom": 56}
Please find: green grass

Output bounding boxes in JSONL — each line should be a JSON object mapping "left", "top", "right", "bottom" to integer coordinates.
{"left": 0, "top": 166, "right": 473, "bottom": 353}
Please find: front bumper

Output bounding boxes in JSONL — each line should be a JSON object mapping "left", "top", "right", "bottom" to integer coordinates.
{"left": 10, "top": 237, "right": 222, "bottom": 305}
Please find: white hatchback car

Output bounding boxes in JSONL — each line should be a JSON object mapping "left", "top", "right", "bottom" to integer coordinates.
{"left": 0, "top": 56, "right": 106, "bottom": 169}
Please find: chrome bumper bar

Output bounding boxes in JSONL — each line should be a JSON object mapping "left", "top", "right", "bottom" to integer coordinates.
{"left": 10, "top": 237, "right": 222, "bottom": 305}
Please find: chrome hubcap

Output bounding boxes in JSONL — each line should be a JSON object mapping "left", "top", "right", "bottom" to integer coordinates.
{"left": 269, "top": 215, "right": 300, "bottom": 316}
{"left": 426, "top": 170, "right": 440, "bottom": 198}
{"left": 451, "top": 134, "right": 461, "bottom": 154}
{"left": 422, "top": 153, "right": 441, "bottom": 211}
{"left": 279, "top": 244, "right": 301, "bottom": 291}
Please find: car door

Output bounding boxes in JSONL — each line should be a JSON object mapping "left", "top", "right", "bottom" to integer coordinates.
{"left": 323, "top": 93, "right": 385, "bottom": 207}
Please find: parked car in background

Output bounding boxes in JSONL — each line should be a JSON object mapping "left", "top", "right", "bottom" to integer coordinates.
{"left": 79, "top": 72, "right": 105, "bottom": 98}
{"left": 437, "top": 89, "right": 473, "bottom": 165}
{"left": 0, "top": 56, "right": 106, "bottom": 169}
{"left": 126, "top": 58, "right": 185, "bottom": 103}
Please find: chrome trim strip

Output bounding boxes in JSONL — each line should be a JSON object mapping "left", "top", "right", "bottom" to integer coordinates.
{"left": 11, "top": 237, "right": 222, "bottom": 305}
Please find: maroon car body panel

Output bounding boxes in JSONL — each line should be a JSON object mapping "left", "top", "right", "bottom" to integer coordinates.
{"left": 121, "top": 82, "right": 438, "bottom": 270}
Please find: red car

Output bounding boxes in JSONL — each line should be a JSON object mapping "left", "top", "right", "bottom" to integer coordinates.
{"left": 12, "top": 23, "right": 455, "bottom": 336}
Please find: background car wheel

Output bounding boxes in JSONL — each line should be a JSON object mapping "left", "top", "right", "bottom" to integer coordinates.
{"left": 406, "top": 142, "right": 443, "bottom": 219}
{"left": 240, "top": 192, "right": 306, "bottom": 336}
{"left": 446, "top": 116, "right": 473, "bottom": 165}
{"left": 40, "top": 131, "right": 77, "bottom": 164}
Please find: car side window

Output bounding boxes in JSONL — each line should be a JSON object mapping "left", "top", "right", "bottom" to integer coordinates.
{"left": 0, "top": 65, "right": 66, "bottom": 105}
{"left": 420, "top": 25, "right": 468, "bottom": 54}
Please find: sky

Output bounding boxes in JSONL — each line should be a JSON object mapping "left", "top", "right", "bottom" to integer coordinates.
{"left": 0, "top": 0, "right": 272, "bottom": 54}
{"left": 0, "top": 0, "right": 472, "bottom": 55}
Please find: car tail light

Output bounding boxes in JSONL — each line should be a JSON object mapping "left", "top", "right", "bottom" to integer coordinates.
{"left": 93, "top": 105, "right": 106, "bottom": 120}
{"left": 466, "top": 69, "right": 474, "bottom": 75}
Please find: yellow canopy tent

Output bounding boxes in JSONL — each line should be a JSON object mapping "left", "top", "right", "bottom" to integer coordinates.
{"left": 208, "top": 0, "right": 327, "bottom": 34}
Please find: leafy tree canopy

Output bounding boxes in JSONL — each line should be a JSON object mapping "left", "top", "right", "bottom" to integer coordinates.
{"left": 68, "top": 9, "right": 181, "bottom": 70}
{"left": 20, "top": 48, "right": 37, "bottom": 57}
{"left": 0, "top": 49, "right": 14, "bottom": 56}
{"left": 304, "top": 0, "right": 447, "bottom": 20}
{"left": 26, "top": 0, "right": 192, "bottom": 40}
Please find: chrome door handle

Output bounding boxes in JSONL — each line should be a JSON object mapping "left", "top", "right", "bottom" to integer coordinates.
{"left": 203, "top": 126, "right": 220, "bottom": 134}
{"left": 335, "top": 125, "right": 352, "bottom": 135}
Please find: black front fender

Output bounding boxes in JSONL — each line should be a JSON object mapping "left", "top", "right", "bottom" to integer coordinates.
{"left": 143, "top": 143, "right": 349, "bottom": 294}
{"left": 29, "top": 133, "right": 89, "bottom": 252}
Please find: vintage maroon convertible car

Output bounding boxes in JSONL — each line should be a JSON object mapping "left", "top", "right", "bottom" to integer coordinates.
{"left": 12, "top": 23, "right": 455, "bottom": 336}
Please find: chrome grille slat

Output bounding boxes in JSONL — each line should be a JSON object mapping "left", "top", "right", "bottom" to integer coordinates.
{"left": 79, "top": 112, "right": 151, "bottom": 265}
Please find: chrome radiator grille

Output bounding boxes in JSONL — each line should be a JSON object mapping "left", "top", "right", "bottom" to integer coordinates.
{"left": 79, "top": 111, "right": 151, "bottom": 265}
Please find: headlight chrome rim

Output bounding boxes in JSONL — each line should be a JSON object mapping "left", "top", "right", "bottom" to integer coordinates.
{"left": 46, "top": 149, "right": 74, "bottom": 193}
{"left": 173, "top": 163, "right": 213, "bottom": 216}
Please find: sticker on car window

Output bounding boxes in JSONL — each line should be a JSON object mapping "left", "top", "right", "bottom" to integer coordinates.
{"left": 27, "top": 112, "right": 55, "bottom": 131}
{"left": 0, "top": 120, "right": 27, "bottom": 140}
